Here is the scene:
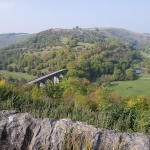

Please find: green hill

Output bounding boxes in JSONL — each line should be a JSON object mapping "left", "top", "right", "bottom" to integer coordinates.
{"left": 0, "top": 33, "right": 142, "bottom": 82}
{"left": 2, "top": 27, "right": 150, "bottom": 50}
{"left": 84, "top": 27, "right": 150, "bottom": 43}
{"left": 0, "top": 27, "right": 149, "bottom": 83}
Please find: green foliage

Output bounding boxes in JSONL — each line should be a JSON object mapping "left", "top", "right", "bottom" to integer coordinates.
{"left": 0, "top": 29, "right": 143, "bottom": 83}
{"left": 67, "top": 36, "right": 78, "bottom": 47}
{"left": 43, "top": 80, "right": 63, "bottom": 103}
{"left": 0, "top": 78, "right": 150, "bottom": 134}
{"left": 7, "top": 66, "right": 13, "bottom": 72}
{"left": 125, "top": 68, "right": 136, "bottom": 80}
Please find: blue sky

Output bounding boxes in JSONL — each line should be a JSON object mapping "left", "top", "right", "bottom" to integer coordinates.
{"left": 0, "top": 0, "right": 150, "bottom": 33}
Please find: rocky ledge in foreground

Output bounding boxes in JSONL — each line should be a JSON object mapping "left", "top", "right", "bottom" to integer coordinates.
{"left": 0, "top": 110, "right": 149, "bottom": 150}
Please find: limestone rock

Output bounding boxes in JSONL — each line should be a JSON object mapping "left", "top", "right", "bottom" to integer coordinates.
{"left": 0, "top": 110, "right": 149, "bottom": 150}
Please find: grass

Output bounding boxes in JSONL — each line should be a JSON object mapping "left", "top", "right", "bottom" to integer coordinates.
{"left": 41, "top": 68, "right": 49, "bottom": 74}
{"left": 24, "top": 46, "right": 61, "bottom": 58}
{"left": 0, "top": 70, "right": 36, "bottom": 81}
{"left": 25, "top": 50, "right": 50, "bottom": 58}
{"left": 110, "top": 74, "right": 150, "bottom": 96}
{"left": 60, "top": 36, "right": 69, "bottom": 44}
{"left": 138, "top": 51, "right": 150, "bottom": 58}
{"left": 78, "top": 42, "right": 93, "bottom": 47}
{"left": 8, "top": 63, "right": 17, "bottom": 67}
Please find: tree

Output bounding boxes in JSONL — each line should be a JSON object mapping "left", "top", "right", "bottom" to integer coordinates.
{"left": 43, "top": 80, "right": 63, "bottom": 105}
{"left": 67, "top": 37, "right": 78, "bottom": 47}
{"left": 31, "top": 69, "right": 37, "bottom": 76}
{"left": 36, "top": 71, "right": 43, "bottom": 77}
{"left": 8, "top": 76, "right": 15, "bottom": 82}
{"left": 95, "top": 28, "right": 99, "bottom": 31}
{"left": 125, "top": 68, "right": 136, "bottom": 80}
{"left": 97, "top": 75, "right": 111, "bottom": 87}
{"left": 31, "top": 85, "right": 43, "bottom": 100}
{"left": 112, "top": 69, "right": 124, "bottom": 81}
{"left": 7, "top": 66, "right": 13, "bottom": 72}
{"left": 13, "top": 66, "right": 18, "bottom": 72}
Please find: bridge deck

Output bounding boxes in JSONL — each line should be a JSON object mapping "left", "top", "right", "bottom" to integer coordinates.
{"left": 27, "top": 69, "right": 66, "bottom": 84}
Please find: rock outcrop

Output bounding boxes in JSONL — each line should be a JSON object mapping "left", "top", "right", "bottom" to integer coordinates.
{"left": 0, "top": 110, "right": 149, "bottom": 150}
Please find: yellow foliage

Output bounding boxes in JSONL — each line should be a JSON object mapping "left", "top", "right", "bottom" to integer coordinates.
{"left": 88, "top": 89, "right": 103, "bottom": 105}
{"left": 125, "top": 95, "right": 150, "bottom": 111}
{"left": 74, "top": 93, "right": 88, "bottom": 109}
{"left": 109, "top": 92, "right": 123, "bottom": 105}
{"left": 0, "top": 79, "right": 6, "bottom": 87}
{"left": 31, "top": 85, "right": 43, "bottom": 100}
{"left": 62, "top": 87, "right": 76, "bottom": 101}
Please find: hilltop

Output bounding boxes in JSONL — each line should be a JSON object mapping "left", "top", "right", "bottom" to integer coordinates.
{"left": 1, "top": 27, "right": 150, "bottom": 50}
{"left": 84, "top": 27, "right": 150, "bottom": 43}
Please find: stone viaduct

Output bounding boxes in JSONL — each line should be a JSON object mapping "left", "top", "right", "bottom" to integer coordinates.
{"left": 27, "top": 69, "right": 66, "bottom": 86}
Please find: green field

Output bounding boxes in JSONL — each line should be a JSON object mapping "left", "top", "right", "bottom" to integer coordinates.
{"left": 78, "top": 42, "right": 93, "bottom": 47}
{"left": 138, "top": 51, "right": 150, "bottom": 58}
{"left": 110, "top": 74, "right": 150, "bottom": 96}
{"left": 0, "top": 70, "right": 36, "bottom": 81}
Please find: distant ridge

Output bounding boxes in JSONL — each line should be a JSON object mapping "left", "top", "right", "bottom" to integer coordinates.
{"left": 1, "top": 27, "right": 150, "bottom": 50}
{"left": 83, "top": 27, "right": 150, "bottom": 43}
{"left": 0, "top": 33, "right": 32, "bottom": 48}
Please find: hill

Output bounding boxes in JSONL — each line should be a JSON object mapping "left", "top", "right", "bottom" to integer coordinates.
{"left": 83, "top": 27, "right": 150, "bottom": 43}
{"left": 99, "top": 27, "right": 150, "bottom": 43}
{"left": 0, "top": 27, "right": 149, "bottom": 83}
{"left": 0, "top": 35, "right": 142, "bottom": 83}
{"left": 2, "top": 27, "right": 150, "bottom": 50}
{"left": 0, "top": 33, "right": 32, "bottom": 48}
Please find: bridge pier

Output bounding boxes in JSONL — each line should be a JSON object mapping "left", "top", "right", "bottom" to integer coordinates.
{"left": 53, "top": 76, "right": 59, "bottom": 83}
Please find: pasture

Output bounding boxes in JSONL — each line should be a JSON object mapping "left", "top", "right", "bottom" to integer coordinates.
{"left": 138, "top": 51, "right": 150, "bottom": 58}
{"left": 0, "top": 70, "right": 36, "bottom": 81}
{"left": 110, "top": 74, "right": 150, "bottom": 96}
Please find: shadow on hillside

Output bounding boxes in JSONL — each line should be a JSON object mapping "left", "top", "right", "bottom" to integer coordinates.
{"left": 110, "top": 83, "right": 119, "bottom": 87}
{"left": 136, "top": 74, "right": 143, "bottom": 80}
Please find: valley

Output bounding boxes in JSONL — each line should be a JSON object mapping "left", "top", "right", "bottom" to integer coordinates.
{"left": 0, "top": 27, "right": 150, "bottom": 135}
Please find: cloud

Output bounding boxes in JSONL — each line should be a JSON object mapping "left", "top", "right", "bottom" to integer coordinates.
{"left": 0, "top": 1, "right": 14, "bottom": 9}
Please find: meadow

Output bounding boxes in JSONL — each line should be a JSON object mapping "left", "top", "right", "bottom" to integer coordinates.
{"left": 110, "top": 73, "right": 150, "bottom": 96}
{"left": 0, "top": 70, "right": 36, "bottom": 81}
{"left": 138, "top": 51, "right": 150, "bottom": 58}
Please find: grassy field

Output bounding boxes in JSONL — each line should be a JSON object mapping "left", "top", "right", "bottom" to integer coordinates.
{"left": 0, "top": 70, "right": 36, "bottom": 81}
{"left": 78, "top": 42, "right": 93, "bottom": 47}
{"left": 24, "top": 46, "right": 61, "bottom": 58}
{"left": 110, "top": 74, "right": 150, "bottom": 96}
{"left": 138, "top": 51, "right": 150, "bottom": 58}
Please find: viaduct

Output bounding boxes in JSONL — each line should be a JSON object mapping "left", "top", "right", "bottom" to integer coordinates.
{"left": 27, "top": 69, "right": 66, "bottom": 86}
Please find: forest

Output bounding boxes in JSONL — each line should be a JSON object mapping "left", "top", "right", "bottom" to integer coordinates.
{"left": 0, "top": 27, "right": 150, "bottom": 134}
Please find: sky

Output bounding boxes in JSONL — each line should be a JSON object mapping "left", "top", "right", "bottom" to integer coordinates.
{"left": 0, "top": 0, "right": 150, "bottom": 34}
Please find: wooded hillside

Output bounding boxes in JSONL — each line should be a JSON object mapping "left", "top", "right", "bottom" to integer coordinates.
{"left": 0, "top": 33, "right": 32, "bottom": 48}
